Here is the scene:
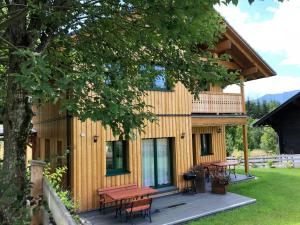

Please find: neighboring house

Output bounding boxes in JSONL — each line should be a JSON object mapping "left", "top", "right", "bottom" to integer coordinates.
{"left": 31, "top": 22, "right": 275, "bottom": 211}
{"left": 254, "top": 92, "right": 300, "bottom": 154}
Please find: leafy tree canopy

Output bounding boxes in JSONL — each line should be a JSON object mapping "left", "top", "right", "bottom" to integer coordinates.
{"left": 0, "top": 0, "right": 251, "bottom": 138}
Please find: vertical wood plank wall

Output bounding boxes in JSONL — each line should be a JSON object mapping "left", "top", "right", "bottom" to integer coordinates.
{"left": 32, "top": 83, "right": 232, "bottom": 212}
{"left": 32, "top": 103, "right": 67, "bottom": 167}
{"left": 192, "top": 126, "right": 226, "bottom": 164}
{"left": 72, "top": 83, "right": 194, "bottom": 211}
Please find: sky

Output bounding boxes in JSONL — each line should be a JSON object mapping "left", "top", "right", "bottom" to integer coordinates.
{"left": 215, "top": 0, "right": 300, "bottom": 99}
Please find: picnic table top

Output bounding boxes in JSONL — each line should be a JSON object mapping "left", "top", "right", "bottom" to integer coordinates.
{"left": 106, "top": 186, "right": 158, "bottom": 201}
{"left": 212, "top": 161, "right": 239, "bottom": 167}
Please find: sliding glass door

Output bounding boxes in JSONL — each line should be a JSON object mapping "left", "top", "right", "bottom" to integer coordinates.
{"left": 142, "top": 138, "right": 172, "bottom": 188}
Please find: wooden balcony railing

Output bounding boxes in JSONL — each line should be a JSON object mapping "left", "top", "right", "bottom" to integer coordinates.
{"left": 192, "top": 92, "right": 244, "bottom": 114}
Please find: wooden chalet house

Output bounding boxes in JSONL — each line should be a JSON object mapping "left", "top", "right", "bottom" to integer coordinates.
{"left": 31, "top": 23, "right": 275, "bottom": 211}
{"left": 254, "top": 92, "right": 300, "bottom": 154}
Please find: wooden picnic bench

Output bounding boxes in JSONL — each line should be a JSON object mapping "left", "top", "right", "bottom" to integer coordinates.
{"left": 97, "top": 184, "right": 138, "bottom": 213}
{"left": 212, "top": 161, "right": 239, "bottom": 178}
{"left": 105, "top": 186, "right": 158, "bottom": 219}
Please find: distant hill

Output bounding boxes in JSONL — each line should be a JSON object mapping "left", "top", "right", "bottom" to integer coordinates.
{"left": 255, "top": 90, "right": 300, "bottom": 104}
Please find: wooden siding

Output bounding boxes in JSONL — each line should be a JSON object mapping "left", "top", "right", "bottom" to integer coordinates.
{"left": 32, "top": 103, "right": 67, "bottom": 167}
{"left": 192, "top": 126, "right": 226, "bottom": 165}
{"left": 144, "top": 83, "right": 191, "bottom": 114}
{"left": 71, "top": 83, "right": 193, "bottom": 211}
{"left": 72, "top": 116, "right": 193, "bottom": 211}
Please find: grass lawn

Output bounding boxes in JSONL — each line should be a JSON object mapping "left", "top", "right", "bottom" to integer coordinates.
{"left": 189, "top": 168, "right": 300, "bottom": 225}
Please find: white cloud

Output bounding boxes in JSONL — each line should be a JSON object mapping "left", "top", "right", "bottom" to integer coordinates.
{"left": 215, "top": 0, "right": 300, "bottom": 68}
{"left": 224, "top": 75, "right": 300, "bottom": 99}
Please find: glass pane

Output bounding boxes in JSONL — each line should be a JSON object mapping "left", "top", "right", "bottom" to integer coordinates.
{"left": 106, "top": 142, "right": 113, "bottom": 170}
{"left": 142, "top": 139, "right": 155, "bottom": 187}
{"left": 153, "top": 66, "right": 167, "bottom": 89}
{"left": 114, "top": 141, "right": 124, "bottom": 170}
{"left": 157, "top": 138, "right": 171, "bottom": 186}
{"left": 154, "top": 75, "right": 167, "bottom": 89}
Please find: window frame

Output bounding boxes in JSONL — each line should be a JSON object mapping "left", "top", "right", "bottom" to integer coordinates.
{"left": 200, "top": 133, "right": 213, "bottom": 156}
{"left": 106, "top": 141, "right": 130, "bottom": 176}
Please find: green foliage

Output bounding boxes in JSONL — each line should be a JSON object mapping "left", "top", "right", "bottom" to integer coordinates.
{"left": 286, "top": 160, "right": 294, "bottom": 169}
{"left": 0, "top": 0, "right": 246, "bottom": 139}
{"left": 260, "top": 127, "right": 279, "bottom": 154}
{"left": 226, "top": 100, "right": 279, "bottom": 155}
{"left": 44, "top": 164, "right": 79, "bottom": 222}
{"left": 266, "top": 160, "right": 273, "bottom": 168}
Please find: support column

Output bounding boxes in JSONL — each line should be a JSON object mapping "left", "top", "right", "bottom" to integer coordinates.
{"left": 242, "top": 125, "right": 249, "bottom": 175}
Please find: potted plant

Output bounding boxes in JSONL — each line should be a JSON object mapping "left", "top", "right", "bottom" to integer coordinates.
{"left": 210, "top": 171, "right": 230, "bottom": 195}
{"left": 191, "top": 165, "right": 206, "bottom": 193}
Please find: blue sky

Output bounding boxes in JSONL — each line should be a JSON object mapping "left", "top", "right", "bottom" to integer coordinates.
{"left": 215, "top": 0, "right": 300, "bottom": 99}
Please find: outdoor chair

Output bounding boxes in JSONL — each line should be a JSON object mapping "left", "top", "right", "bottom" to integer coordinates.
{"left": 125, "top": 198, "right": 152, "bottom": 224}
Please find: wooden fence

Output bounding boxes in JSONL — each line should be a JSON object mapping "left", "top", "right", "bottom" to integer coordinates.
{"left": 227, "top": 154, "right": 300, "bottom": 164}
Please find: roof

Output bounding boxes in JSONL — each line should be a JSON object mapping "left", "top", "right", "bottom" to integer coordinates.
{"left": 216, "top": 20, "right": 276, "bottom": 81}
{"left": 253, "top": 92, "right": 300, "bottom": 127}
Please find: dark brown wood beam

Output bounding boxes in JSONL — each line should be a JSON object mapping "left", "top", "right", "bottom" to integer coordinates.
{"left": 214, "top": 40, "right": 232, "bottom": 54}
{"left": 218, "top": 60, "right": 240, "bottom": 70}
{"left": 241, "top": 66, "right": 258, "bottom": 76}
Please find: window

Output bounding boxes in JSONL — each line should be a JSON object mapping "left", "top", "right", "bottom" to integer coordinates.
{"left": 45, "top": 139, "right": 51, "bottom": 162}
{"left": 200, "top": 134, "right": 213, "bottom": 156}
{"left": 106, "top": 141, "right": 129, "bottom": 176}
{"left": 151, "top": 66, "right": 170, "bottom": 91}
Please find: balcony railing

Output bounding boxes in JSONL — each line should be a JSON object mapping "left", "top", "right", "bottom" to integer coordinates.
{"left": 192, "top": 92, "right": 244, "bottom": 114}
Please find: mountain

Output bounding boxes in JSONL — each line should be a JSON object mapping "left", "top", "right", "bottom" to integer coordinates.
{"left": 255, "top": 90, "right": 300, "bottom": 104}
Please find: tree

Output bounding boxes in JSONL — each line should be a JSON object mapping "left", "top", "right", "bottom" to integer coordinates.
{"left": 0, "top": 0, "right": 269, "bottom": 223}
{"left": 260, "top": 127, "right": 279, "bottom": 153}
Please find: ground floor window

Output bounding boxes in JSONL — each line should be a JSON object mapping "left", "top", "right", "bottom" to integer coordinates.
{"left": 142, "top": 138, "right": 173, "bottom": 188}
{"left": 201, "top": 133, "right": 213, "bottom": 156}
{"left": 106, "top": 141, "right": 129, "bottom": 176}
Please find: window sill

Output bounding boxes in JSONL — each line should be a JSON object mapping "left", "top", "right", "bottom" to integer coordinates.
{"left": 201, "top": 153, "right": 214, "bottom": 157}
{"left": 106, "top": 170, "right": 130, "bottom": 177}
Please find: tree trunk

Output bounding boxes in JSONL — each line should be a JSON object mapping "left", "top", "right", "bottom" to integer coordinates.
{"left": 0, "top": 1, "right": 33, "bottom": 223}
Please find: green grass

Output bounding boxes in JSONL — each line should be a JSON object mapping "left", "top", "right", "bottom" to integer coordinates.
{"left": 189, "top": 168, "right": 300, "bottom": 225}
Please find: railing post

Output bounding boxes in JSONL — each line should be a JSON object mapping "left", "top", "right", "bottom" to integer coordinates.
{"left": 30, "top": 160, "right": 46, "bottom": 225}
{"left": 30, "top": 160, "right": 46, "bottom": 197}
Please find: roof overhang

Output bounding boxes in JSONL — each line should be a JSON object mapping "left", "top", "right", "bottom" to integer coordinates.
{"left": 214, "top": 21, "right": 276, "bottom": 81}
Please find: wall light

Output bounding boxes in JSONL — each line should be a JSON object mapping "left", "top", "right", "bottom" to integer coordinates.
{"left": 181, "top": 132, "right": 186, "bottom": 139}
{"left": 93, "top": 135, "right": 99, "bottom": 143}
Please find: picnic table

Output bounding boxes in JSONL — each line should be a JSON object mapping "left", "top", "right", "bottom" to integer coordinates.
{"left": 105, "top": 186, "right": 158, "bottom": 219}
{"left": 212, "top": 161, "right": 239, "bottom": 178}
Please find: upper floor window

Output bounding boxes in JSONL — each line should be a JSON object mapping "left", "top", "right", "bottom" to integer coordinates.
{"left": 151, "top": 66, "right": 170, "bottom": 91}
{"left": 106, "top": 141, "right": 129, "bottom": 176}
{"left": 200, "top": 134, "right": 213, "bottom": 156}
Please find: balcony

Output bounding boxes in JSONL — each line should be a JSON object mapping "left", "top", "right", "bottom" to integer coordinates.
{"left": 192, "top": 92, "right": 244, "bottom": 114}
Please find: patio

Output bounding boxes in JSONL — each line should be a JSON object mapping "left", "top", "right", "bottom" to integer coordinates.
{"left": 79, "top": 174, "right": 256, "bottom": 225}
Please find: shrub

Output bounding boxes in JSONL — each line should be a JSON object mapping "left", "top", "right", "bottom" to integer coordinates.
{"left": 286, "top": 160, "right": 294, "bottom": 169}
{"left": 267, "top": 160, "right": 274, "bottom": 168}
{"left": 44, "top": 164, "right": 79, "bottom": 222}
